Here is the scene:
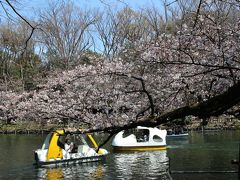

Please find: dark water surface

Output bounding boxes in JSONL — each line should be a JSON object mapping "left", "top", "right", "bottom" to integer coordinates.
{"left": 0, "top": 131, "right": 239, "bottom": 179}
{"left": 168, "top": 131, "right": 239, "bottom": 180}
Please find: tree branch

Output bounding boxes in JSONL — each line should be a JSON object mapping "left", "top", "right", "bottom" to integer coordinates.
{"left": 85, "top": 80, "right": 240, "bottom": 133}
{"left": 193, "top": 0, "right": 203, "bottom": 28}
{"left": 96, "top": 132, "right": 116, "bottom": 152}
{"left": 5, "top": 0, "right": 34, "bottom": 29}
{"left": 4, "top": 0, "right": 36, "bottom": 52}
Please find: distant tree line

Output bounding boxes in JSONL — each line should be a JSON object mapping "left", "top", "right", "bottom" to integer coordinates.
{"left": 0, "top": 0, "right": 182, "bottom": 91}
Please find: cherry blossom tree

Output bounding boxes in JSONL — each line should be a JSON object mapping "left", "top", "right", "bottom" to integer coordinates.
{"left": 0, "top": 0, "right": 240, "bottom": 135}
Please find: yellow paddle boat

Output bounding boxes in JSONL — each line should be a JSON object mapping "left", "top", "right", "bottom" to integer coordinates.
{"left": 34, "top": 130, "right": 108, "bottom": 167}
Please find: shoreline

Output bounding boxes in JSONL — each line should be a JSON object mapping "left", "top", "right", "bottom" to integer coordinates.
{"left": 0, "top": 128, "right": 238, "bottom": 135}
{"left": 0, "top": 122, "right": 62, "bottom": 135}
{"left": 0, "top": 123, "right": 239, "bottom": 135}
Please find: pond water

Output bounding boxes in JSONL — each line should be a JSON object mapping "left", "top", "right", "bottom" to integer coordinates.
{"left": 0, "top": 131, "right": 239, "bottom": 179}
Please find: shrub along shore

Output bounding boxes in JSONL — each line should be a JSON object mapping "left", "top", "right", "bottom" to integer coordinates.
{"left": 0, "top": 117, "right": 240, "bottom": 134}
{"left": 0, "top": 122, "right": 64, "bottom": 134}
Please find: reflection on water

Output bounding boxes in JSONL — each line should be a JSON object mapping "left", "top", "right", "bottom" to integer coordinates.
{"left": 167, "top": 136, "right": 189, "bottom": 149}
{"left": 109, "top": 150, "right": 170, "bottom": 180}
{"left": 38, "top": 164, "right": 104, "bottom": 180}
{"left": 39, "top": 168, "right": 64, "bottom": 180}
{"left": 36, "top": 151, "right": 170, "bottom": 180}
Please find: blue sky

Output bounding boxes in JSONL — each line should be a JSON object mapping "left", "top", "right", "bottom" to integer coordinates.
{"left": 24, "top": 0, "right": 163, "bottom": 9}
{"left": 17, "top": 0, "right": 165, "bottom": 19}
{"left": 1, "top": 0, "right": 166, "bottom": 53}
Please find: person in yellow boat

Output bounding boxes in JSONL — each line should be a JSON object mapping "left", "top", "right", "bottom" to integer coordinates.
{"left": 64, "top": 139, "right": 74, "bottom": 153}
{"left": 63, "top": 138, "right": 74, "bottom": 159}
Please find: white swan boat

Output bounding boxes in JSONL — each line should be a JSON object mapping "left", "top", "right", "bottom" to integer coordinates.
{"left": 112, "top": 126, "right": 167, "bottom": 151}
{"left": 34, "top": 130, "right": 109, "bottom": 167}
